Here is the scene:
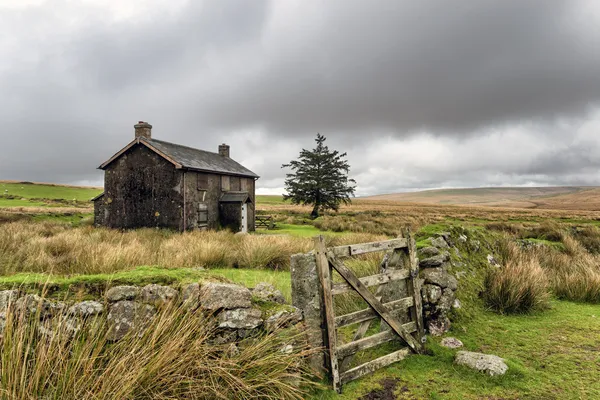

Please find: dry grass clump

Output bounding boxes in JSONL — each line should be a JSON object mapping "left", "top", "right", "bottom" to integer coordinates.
{"left": 537, "top": 236, "right": 600, "bottom": 303}
{"left": 0, "top": 302, "right": 317, "bottom": 399}
{"left": 484, "top": 246, "right": 550, "bottom": 314}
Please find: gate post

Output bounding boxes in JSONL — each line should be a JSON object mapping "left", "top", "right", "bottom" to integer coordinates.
{"left": 291, "top": 252, "right": 326, "bottom": 373}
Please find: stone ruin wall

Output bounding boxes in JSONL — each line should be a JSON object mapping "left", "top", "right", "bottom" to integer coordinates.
{"left": 0, "top": 281, "right": 303, "bottom": 347}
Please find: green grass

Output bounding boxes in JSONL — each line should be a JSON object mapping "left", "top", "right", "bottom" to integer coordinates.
{"left": 0, "top": 265, "right": 293, "bottom": 302}
{"left": 256, "top": 195, "right": 286, "bottom": 204}
{"left": 0, "top": 182, "right": 102, "bottom": 201}
{"left": 0, "top": 198, "right": 48, "bottom": 207}
{"left": 255, "top": 223, "right": 347, "bottom": 238}
{"left": 314, "top": 300, "right": 600, "bottom": 399}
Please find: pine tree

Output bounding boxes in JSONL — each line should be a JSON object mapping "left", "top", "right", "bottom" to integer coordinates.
{"left": 282, "top": 134, "right": 356, "bottom": 218}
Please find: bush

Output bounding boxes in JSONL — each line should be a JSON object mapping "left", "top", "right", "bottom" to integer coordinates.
{"left": 484, "top": 252, "right": 550, "bottom": 314}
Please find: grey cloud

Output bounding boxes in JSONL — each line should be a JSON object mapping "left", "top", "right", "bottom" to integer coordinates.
{"left": 1, "top": 0, "right": 600, "bottom": 193}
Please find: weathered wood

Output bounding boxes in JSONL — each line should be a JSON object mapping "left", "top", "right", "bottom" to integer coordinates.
{"left": 405, "top": 229, "right": 425, "bottom": 341}
{"left": 340, "top": 348, "right": 411, "bottom": 385}
{"left": 337, "top": 321, "right": 417, "bottom": 359}
{"left": 329, "top": 238, "right": 408, "bottom": 258}
{"left": 315, "top": 236, "right": 341, "bottom": 393}
{"left": 327, "top": 254, "right": 423, "bottom": 353}
{"left": 335, "top": 297, "right": 414, "bottom": 328}
{"left": 255, "top": 215, "right": 275, "bottom": 229}
{"left": 331, "top": 269, "right": 410, "bottom": 295}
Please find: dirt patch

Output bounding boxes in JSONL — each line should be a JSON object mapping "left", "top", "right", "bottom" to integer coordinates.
{"left": 360, "top": 378, "right": 408, "bottom": 400}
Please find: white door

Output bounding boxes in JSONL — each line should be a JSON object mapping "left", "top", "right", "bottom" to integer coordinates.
{"left": 241, "top": 203, "right": 248, "bottom": 233}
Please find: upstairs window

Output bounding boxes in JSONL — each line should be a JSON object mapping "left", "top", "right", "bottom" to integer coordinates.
{"left": 197, "top": 174, "right": 209, "bottom": 190}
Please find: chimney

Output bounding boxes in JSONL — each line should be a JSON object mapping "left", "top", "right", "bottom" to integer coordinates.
{"left": 219, "top": 143, "right": 230, "bottom": 157}
{"left": 134, "top": 121, "right": 152, "bottom": 140}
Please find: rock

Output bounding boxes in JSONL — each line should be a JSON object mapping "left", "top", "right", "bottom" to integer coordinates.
{"left": 182, "top": 283, "right": 200, "bottom": 310}
{"left": 252, "top": 282, "right": 286, "bottom": 304}
{"left": 419, "top": 253, "right": 449, "bottom": 269}
{"left": 431, "top": 236, "right": 449, "bottom": 249}
{"left": 453, "top": 299, "right": 462, "bottom": 309}
{"left": 0, "top": 290, "right": 19, "bottom": 311}
{"left": 106, "top": 286, "right": 139, "bottom": 302}
{"left": 210, "top": 329, "right": 238, "bottom": 345}
{"left": 427, "top": 316, "right": 451, "bottom": 336}
{"left": 200, "top": 282, "right": 252, "bottom": 310}
{"left": 226, "top": 343, "right": 240, "bottom": 357}
{"left": 487, "top": 254, "right": 499, "bottom": 267}
{"left": 455, "top": 351, "right": 508, "bottom": 376}
{"left": 421, "top": 268, "right": 458, "bottom": 291}
{"left": 441, "top": 337, "right": 463, "bottom": 349}
{"left": 436, "top": 289, "right": 456, "bottom": 313}
{"left": 421, "top": 284, "right": 443, "bottom": 304}
{"left": 38, "top": 318, "right": 81, "bottom": 339}
{"left": 458, "top": 234, "right": 468, "bottom": 243}
{"left": 68, "top": 301, "right": 104, "bottom": 317}
{"left": 265, "top": 307, "right": 303, "bottom": 331}
{"left": 107, "top": 301, "right": 156, "bottom": 341}
{"left": 140, "top": 284, "right": 178, "bottom": 306}
{"left": 218, "top": 308, "right": 263, "bottom": 329}
{"left": 15, "top": 295, "right": 58, "bottom": 318}
{"left": 280, "top": 344, "right": 294, "bottom": 354}
{"left": 419, "top": 246, "right": 440, "bottom": 258}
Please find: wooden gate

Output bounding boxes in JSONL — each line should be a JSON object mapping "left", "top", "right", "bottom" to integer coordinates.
{"left": 314, "top": 232, "right": 424, "bottom": 393}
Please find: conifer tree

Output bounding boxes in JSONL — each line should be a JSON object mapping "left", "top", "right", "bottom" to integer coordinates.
{"left": 282, "top": 134, "right": 356, "bottom": 218}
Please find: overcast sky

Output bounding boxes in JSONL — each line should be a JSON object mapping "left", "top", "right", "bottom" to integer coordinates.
{"left": 2, "top": 0, "right": 600, "bottom": 196}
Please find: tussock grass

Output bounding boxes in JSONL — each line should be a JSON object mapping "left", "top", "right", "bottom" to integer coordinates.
{"left": 484, "top": 247, "right": 550, "bottom": 314}
{"left": 0, "top": 301, "right": 318, "bottom": 399}
{"left": 0, "top": 222, "right": 388, "bottom": 275}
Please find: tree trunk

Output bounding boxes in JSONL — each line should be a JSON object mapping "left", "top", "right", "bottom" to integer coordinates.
{"left": 311, "top": 203, "right": 319, "bottom": 219}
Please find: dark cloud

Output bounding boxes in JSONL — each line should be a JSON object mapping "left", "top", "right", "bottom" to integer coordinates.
{"left": 0, "top": 0, "right": 599, "bottom": 194}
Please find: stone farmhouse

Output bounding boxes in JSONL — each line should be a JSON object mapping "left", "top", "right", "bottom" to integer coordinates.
{"left": 93, "top": 121, "right": 259, "bottom": 232}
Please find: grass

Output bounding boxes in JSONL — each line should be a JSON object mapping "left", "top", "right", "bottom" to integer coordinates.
{"left": 0, "top": 181, "right": 101, "bottom": 201}
{"left": 314, "top": 300, "right": 600, "bottom": 399}
{"left": 0, "top": 301, "right": 318, "bottom": 399}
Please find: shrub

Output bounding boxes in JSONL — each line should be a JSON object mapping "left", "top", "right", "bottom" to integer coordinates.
{"left": 484, "top": 253, "right": 550, "bottom": 314}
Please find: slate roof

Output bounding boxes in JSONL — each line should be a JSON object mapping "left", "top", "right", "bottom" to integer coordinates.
{"left": 99, "top": 138, "right": 259, "bottom": 178}
{"left": 220, "top": 191, "right": 252, "bottom": 203}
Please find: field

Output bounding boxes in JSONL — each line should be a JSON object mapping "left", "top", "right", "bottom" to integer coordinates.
{"left": 1, "top": 183, "right": 600, "bottom": 399}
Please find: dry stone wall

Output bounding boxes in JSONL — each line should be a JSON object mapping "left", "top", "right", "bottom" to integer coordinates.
{"left": 0, "top": 281, "right": 302, "bottom": 344}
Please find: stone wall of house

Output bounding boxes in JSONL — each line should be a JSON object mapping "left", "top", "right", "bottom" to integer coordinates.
{"left": 0, "top": 282, "right": 302, "bottom": 345}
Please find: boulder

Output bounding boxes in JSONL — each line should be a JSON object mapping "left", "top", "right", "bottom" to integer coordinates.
{"left": 455, "top": 351, "right": 508, "bottom": 376}
{"left": 252, "top": 282, "right": 286, "bottom": 304}
{"left": 419, "top": 253, "right": 449, "bottom": 269}
{"left": 14, "top": 295, "right": 60, "bottom": 318}
{"left": 200, "top": 282, "right": 252, "bottom": 310}
{"left": 453, "top": 299, "right": 462, "bottom": 309}
{"left": 431, "top": 236, "right": 449, "bottom": 249}
{"left": 0, "top": 290, "right": 19, "bottom": 311}
{"left": 427, "top": 316, "right": 451, "bottom": 336}
{"left": 182, "top": 283, "right": 200, "bottom": 310}
{"left": 458, "top": 234, "right": 468, "bottom": 243}
{"left": 421, "top": 268, "right": 458, "bottom": 291}
{"left": 421, "top": 284, "right": 443, "bottom": 304}
{"left": 218, "top": 308, "right": 263, "bottom": 329}
{"left": 210, "top": 329, "right": 238, "bottom": 345}
{"left": 68, "top": 301, "right": 104, "bottom": 317}
{"left": 419, "top": 246, "right": 440, "bottom": 258}
{"left": 106, "top": 286, "right": 139, "bottom": 302}
{"left": 441, "top": 337, "right": 464, "bottom": 349}
{"left": 265, "top": 307, "right": 303, "bottom": 331}
{"left": 107, "top": 301, "right": 156, "bottom": 341}
{"left": 140, "top": 284, "right": 178, "bottom": 306}
{"left": 436, "top": 289, "right": 456, "bottom": 313}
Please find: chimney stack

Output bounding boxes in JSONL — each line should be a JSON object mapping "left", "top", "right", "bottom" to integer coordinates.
{"left": 219, "top": 143, "right": 230, "bottom": 157}
{"left": 134, "top": 121, "right": 152, "bottom": 140}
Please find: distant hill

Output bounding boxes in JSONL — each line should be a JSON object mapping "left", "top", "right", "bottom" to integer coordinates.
{"left": 364, "top": 187, "right": 600, "bottom": 210}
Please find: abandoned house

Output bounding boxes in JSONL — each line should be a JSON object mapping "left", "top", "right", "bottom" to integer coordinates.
{"left": 93, "top": 121, "right": 259, "bottom": 232}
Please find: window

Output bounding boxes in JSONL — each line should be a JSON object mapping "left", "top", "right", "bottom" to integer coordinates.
{"left": 198, "top": 203, "right": 208, "bottom": 225}
{"left": 197, "top": 174, "right": 208, "bottom": 190}
{"left": 221, "top": 175, "right": 230, "bottom": 191}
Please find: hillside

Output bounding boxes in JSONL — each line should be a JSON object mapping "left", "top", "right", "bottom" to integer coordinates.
{"left": 365, "top": 186, "right": 600, "bottom": 210}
